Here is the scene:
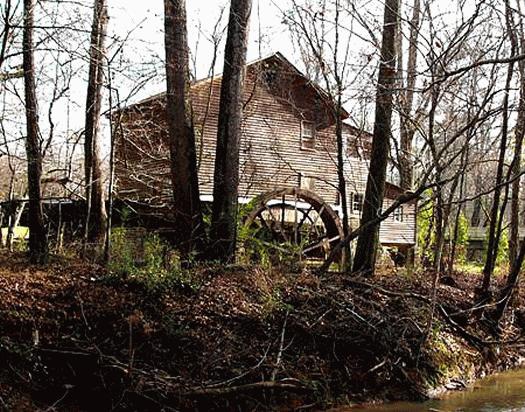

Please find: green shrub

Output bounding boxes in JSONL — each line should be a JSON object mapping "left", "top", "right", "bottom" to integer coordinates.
{"left": 109, "top": 227, "right": 136, "bottom": 275}
{"left": 108, "top": 228, "right": 196, "bottom": 294}
{"left": 237, "top": 200, "right": 298, "bottom": 269}
{"left": 238, "top": 220, "right": 306, "bottom": 272}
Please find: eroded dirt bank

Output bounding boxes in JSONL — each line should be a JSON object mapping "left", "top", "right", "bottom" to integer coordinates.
{"left": 1, "top": 253, "right": 524, "bottom": 411}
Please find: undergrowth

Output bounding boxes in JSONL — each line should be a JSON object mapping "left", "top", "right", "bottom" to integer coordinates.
{"left": 107, "top": 227, "right": 199, "bottom": 294}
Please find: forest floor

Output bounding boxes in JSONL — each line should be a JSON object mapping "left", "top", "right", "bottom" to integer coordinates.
{"left": 1, "top": 252, "right": 525, "bottom": 411}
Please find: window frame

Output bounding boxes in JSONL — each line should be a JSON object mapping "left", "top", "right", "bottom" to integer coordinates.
{"left": 300, "top": 120, "right": 316, "bottom": 150}
{"left": 392, "top": 206, "right": 404, "bottom": 222}
{"left": 351, "top": 193, "right": 364, "bottom": 214}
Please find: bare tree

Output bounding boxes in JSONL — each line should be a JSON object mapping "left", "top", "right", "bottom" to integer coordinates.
{"left": 84, "top": 0, "right": 108, "bottom": 248}
{"left": 508, "top": 0, "right": 525, "bottom": 263}
{"left": 283, "top": 0, "right": 354, "bottom": 272}
{"left": 481, "top": 3, "right": 517, "bottom": 294}
{"left": 398, "top": 0, "right": 421, "bottom": 191}
{"left": 23, "top": 0, "right": 48, "bottom": 264}
{"left": 209, "top": 0, "right": 253, "bottom": 262}
{"left": 352, "top": 0, "right": 399, "bottom": 276}
{"left": 0, "top": 0, "right": 14, "bottom": 71}
{"left": 164, "top": 0, "right": 205, "bottom": 257}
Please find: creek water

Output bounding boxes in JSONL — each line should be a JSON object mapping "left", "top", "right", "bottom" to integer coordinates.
{"left": 347, "top": 368, "right": 525, "bottom": 412}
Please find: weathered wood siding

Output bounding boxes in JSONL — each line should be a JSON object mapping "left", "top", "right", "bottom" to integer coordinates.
{"left": 191, "top": 68, "right": 340, "bottom": 203}
{"left": 115, "top": 54, "right": 416, "bottom": 246}
{"left": 345, "top": 155, "right": 416, "bottom": 245}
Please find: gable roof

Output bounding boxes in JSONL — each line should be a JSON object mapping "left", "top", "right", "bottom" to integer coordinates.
{"left": 116, "top": 52, "right": 349, "bottom": 119}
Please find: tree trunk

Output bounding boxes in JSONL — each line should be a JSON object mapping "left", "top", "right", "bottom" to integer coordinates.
{"left": 494, "top": 238, "right": 525, "bottom": 325}
{"left": 399, "top": 0, "right": 420, "bottom": 191}
{"left": 209, "top": 0, "right": 252, "bottom": 263}
{"left": 448, "top": 146, "right": 468, "bottom": 273}
{"left": 493, "top": 1, "right": 525, "bottom": 323}
{"left": 352, "top": 0, "right": 399, "bottom": 276}
{"left": 164, "top": 0, "right": 206, "bottom": 257}
{"left": 509, "top": 0, "right": 525, "bottom": 263}
{"left": 482, "top": 57, "right": 515, "bottom": 293}
{"left": 335, "top": 100, "right": 351, "bottom": 271}
{"left": 509, "top": 96, "right": 524, "bottom": 263}
{"left": 428, "top": 112, "right": 445, "bottom": 273}
{"left": 333, "top": 0, "right": 350, "bottom": 272}
{"left": 23, "top": 0, "right": 48, "bottom": 264}
{"left": 84, "top": 0, "right": 108, "bottom": 247}
{"left": 0, "top": 0, "right": 12, "bottom": 70}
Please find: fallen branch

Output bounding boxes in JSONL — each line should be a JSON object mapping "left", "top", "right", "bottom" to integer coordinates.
{"left": 438, "top": 305, "right": 484, "bottom": 349}
{"left": 271, "top": 310, "right": 289, "bottom": 381}
{"left": 340, "top": 280, "right": 492, "bottom": 351}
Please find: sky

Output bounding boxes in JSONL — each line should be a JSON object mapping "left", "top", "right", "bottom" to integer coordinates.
{"left": 4, "top": 0, "right": 366, "bottom": 164}
{"left": 106, "top": 0, "right": 296, "bottom": 102}
{"left": 2, "top": 0, "right": 489, "bottom": 162}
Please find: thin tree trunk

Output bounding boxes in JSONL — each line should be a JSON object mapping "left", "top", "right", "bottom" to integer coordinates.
{"left": 448, "top": 146, "right": 468, "bottom": 273}
{"left": 353, "top": 0, "right": 399, "bottom": 276}
{"left": 482, "top": 57, "right": 515, "bottom": 293}
{"left": 509, "top": 96, "right": 524, "bottom": 262}
{"left": 495, "top": 0, "right": 525, "bottom": 313}
{"left": 209, "top": 0, "right": 252, "bottom": 263}
{"left": 333, "top": 0, "right": 350, "bottom": 271}
{"left": 399, "top": 0, "right": 420, "bottom": 191}
{"left": 494, "top": 238, "right": 525, "bottom": 325}
{"left": 0, "top": 0, "right": 12, "bottom": 70}
{"left": 84, "top": 0, "right": 108, "bottom": 246}
{"left": 23, "top": 0, "right": 48, "bottom": 264}
{"left": 471, "top": 175, "right": 483, "bottom": 227}
{"left": 335, "top": 99, "right": 351, "bottom": 270}
{"left": 164, "top": 0, "right": 206, "bottom": 257}
{"left": 56, "top": 201, "right": 64, "bottom": 253}
{"left": 2, "top": 174, "right": 15, "bottom": 248}
{"left": 104, "top": 61, "right": 117, "bottom": 263}
{"left": 509, "top": 0, "right": 525, "bottom": 263}
{"left": 424, "top": 57, "right": 443, "bottom": 273}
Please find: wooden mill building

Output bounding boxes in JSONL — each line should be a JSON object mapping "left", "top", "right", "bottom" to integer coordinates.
{"left": 113, "top": 52, "right": 417, "bottom": 256}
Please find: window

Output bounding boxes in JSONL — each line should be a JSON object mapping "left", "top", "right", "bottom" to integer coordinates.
{"left": 352, "top": 193, "right": 363, "bottom": 214}
{"left": 393, "top": 206, "right": 404, "bottom": 222}
{"left": 301, "top": 121, "right": 316, "bottom": 150}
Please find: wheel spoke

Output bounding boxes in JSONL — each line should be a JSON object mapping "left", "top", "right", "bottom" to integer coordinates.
{"left": 302, "top": 240, "right": 324, "bottom": 254}
{"left": 296, "top": 205, "right": 314, "bottom": 232}
{"left": 242, "top": 189, "right": 343, "bottom": 264}
{"left": 308, "top": 205, "right": 325, "bottom": 238}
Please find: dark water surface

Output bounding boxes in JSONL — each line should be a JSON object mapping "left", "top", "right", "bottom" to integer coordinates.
{"left": 347, "top": 368, "right": 525, "bottom": 412}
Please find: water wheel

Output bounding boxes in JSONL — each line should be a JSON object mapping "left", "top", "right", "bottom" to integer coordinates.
{"left": 242, "top": 187, "right": 345, "bottom": 264}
